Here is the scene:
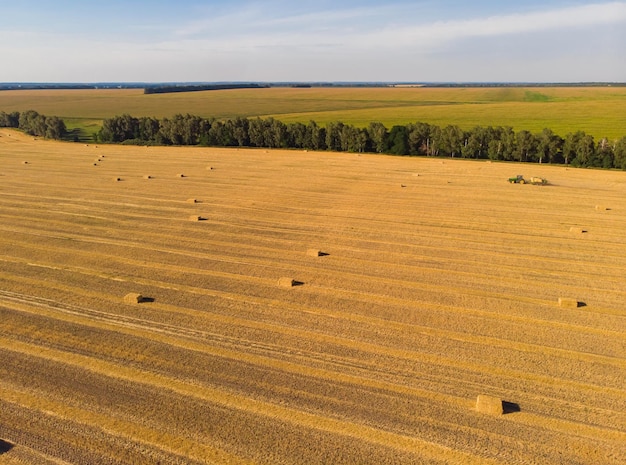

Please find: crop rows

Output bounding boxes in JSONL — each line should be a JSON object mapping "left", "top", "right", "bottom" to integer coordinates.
{"left": 0, "top": 128, "right": 625, "bottom": 464}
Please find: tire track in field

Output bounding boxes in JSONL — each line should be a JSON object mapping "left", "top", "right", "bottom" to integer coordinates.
{"left": 5, "top": 217, "right": 626, "bottom": 302}
{"left": 4, "top": 184, "right": 626, "bottom": 268}
{"left": 4, "top": 272, "right": 625, "bottom": 430}
{"left": 4, "top": 190, "right": 623, "bottom": 275}
{"left": 2, "top": 278, "right": 625, "bottom": 418}
{"left": 4, "top": 234, "right": 625, "bottom": 371}
{"left": 3, "top": 220, "right": 626, "bottom": 323}
{"left": 2, "top": 237, "right": 624, "bottom": 347}
{"left": 0, "top": 339, "right": 503, "bottom": 465}
{"left": 0, "top": 385, "right": 251, "bottom": 465}
{"left": 2, "top": 208, "right": 626, "bottom": 296}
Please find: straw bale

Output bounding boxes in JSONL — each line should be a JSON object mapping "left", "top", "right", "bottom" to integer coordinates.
{"left": 307, "top": 249, "right": 323, "bottom": 257}
{"left": 595, "top": 205, "right": 609, "bottom": 211}
{"left": 189, "top": 215, "right": 202, "bottom": 222}
{"left": 187, "top": 198, "right": 198, "bottom": 204}
{"left": 278, "top": 277, "right": 296, "bottom": 288}
{"left": 558, "top": 297, "right": 579, "bottom": 309}
{"left": 569, "top": 227, "right": 586, "bottom": 234}
{"left": 124, "top": 293, "right": 143, "bottom": 304}
{"left": 143, "top": 175, "right": 152, "bottom": 179}
{"left": 476, "top": 395, "right": 503, "bottom": 415}
{"left": 176, "top": 173, "right": 185, "bottom": 178}
{"left": 113, "top": 177, "right": 121, "bottom": 181}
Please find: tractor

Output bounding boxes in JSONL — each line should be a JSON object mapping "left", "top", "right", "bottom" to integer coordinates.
{"left": 508, "top": 175, "right": 548, "bottom": 185}
{"left": 508, "top": 175, "right": 526, "bottom": 184}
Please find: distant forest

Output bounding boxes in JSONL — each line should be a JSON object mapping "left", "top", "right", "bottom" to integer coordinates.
{"left": 2, "top": 110, "right": 626, "bottom": 169}
{"left": 143, "top": 83, "right": 268, "bottom": 94}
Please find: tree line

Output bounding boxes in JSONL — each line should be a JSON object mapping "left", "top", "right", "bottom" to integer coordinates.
{"left": 2, "top": 109, "right": 626, "bottom": 169}
{"left": 94, "top": 113, "right": 626, "bottom": 169}
{"left": 0, "top": 110, "right": 66, "bottom": 140}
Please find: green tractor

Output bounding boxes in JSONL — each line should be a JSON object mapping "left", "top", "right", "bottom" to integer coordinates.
{"left": 508, "top": 175, "right": 548, "bottom": 185}
{"left": 508, "top": 175, "right": 526, "bottom": 184}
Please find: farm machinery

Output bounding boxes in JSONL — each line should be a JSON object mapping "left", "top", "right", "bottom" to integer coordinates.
{"left": 508, "top": 175, "right": 547, "bottom": 185}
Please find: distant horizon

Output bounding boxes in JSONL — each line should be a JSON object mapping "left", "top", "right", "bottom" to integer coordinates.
{"left": 1, "top": 81, "right": 625, "bottom": 87}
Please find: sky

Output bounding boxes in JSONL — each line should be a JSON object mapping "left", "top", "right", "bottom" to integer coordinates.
{"left": 1, "top": 0, "right": 625, "bottom": 83}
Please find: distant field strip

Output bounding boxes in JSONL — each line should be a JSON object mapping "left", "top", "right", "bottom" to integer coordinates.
{"left": 1, "top": 129, "right": 625, "bottom": 464}
{"left": 1, "top": 86, "right": 625, "bottom": 139}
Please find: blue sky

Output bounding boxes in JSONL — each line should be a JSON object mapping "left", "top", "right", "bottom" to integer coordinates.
{"left": 1, "top": 0, "right": 625, "bottom": 82}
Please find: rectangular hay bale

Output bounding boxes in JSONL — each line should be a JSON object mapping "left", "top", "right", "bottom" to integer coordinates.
{"left": 278, "top": 277, "right": 296, "bottom": 288}
{"left": 307, "top": 249, "right": 323, "bottom": 257}
{"left": 124, "top": 293, "right": 143, "bottom": 304}
{"left": 476, "top": 395, "right": 503, "bottom": 415}
{"left": 558, "top": 297, "right": 579, "bottom": 308}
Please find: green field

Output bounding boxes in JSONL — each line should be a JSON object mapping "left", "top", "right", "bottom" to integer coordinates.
{"left": 1, "top": 86, "right": 625, "bottom": 141}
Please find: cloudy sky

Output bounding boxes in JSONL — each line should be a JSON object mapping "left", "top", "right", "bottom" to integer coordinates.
{"left": 1, "top": 0, "right": 625, "bottom": 82}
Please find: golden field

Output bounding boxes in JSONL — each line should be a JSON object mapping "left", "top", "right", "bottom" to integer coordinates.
{"left": 0, "top": 129, "right": 625, "bottom": 464}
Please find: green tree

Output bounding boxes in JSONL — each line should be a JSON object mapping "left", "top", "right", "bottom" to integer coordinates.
{"left": 462, "top": 126, "right": 491, "bottom": 159}
{"left": 367, "top": 122, "right": 387, "bottom": 153}
{"left": 572, "top": 133, "right": 595, "bottom": 167}
{"left": 536, "top": 128, "right": 563, "bottom": 164}
{"left": 44, "top": 116, "right": 66, "bottom": 139}
{"left": 325, "top": 121, "right": 344, "bottom": 151}
{"left": 563, "top": 131, "right": 585, "bottom": 165}
{"left": 138, "top": 117, "right": 160, "bottom": 142}
{"left": 406, "top": 122, "right": 431, "bottom": 155}
{"left": 288, "top": 122, "right": 307, "bottom": 148}
{"left": 515, "top": 130, "right": 537, "bottom": 162}
{"left": 595, "top": 138, "right": 614, "bottom": 168}
{"left": 386, "top": 125, "right": 409, "bottom": 155}
{"left": 613, "top": 136, "right": 626, "bottom": 169}
{"left": 0, "top": 111, "right": 20, "bottom": 127}
{"left": 305, "top": 121, "right": 325, "bottom": 150}
{"left": 440, "top": 125, "right": 465, "bottom": 157}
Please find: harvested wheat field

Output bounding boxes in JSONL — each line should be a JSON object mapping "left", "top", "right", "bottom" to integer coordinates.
{"left": 0, "top": 127, "right": 625, "bottom": 464}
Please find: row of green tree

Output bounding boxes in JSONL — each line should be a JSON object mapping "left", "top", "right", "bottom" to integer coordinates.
{"left": 95, "top": 113, "right": 626, "bottom": 169}
{"left": 0, "top": 110, "right": 67, "bottom": 140}
{"left": 2, "top": 110, "right": 625, "bottom": 169}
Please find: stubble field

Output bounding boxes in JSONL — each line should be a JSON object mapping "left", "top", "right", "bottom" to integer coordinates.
{"left": 0, "top": 128, "right": 625, "bottom": 464}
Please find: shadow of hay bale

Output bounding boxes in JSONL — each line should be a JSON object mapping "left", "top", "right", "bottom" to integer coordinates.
{"left": 476, "top": 396, "right": 520, "bottom": 415}
{"left": 502, "top": 401, "right": 521, "bottom": 414}
{"left": 0, "top": 439, "right": 14, "bottom": 454}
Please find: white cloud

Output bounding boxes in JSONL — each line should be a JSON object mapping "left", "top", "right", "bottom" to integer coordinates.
{"left": 375, "top": 1, "right": 626, "bottom": 48}
{"left": 165, "top": 2, "right": 626, "bottom": 58}
{"left": 1, "top": 1, "right": 625, "bottom": 82}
